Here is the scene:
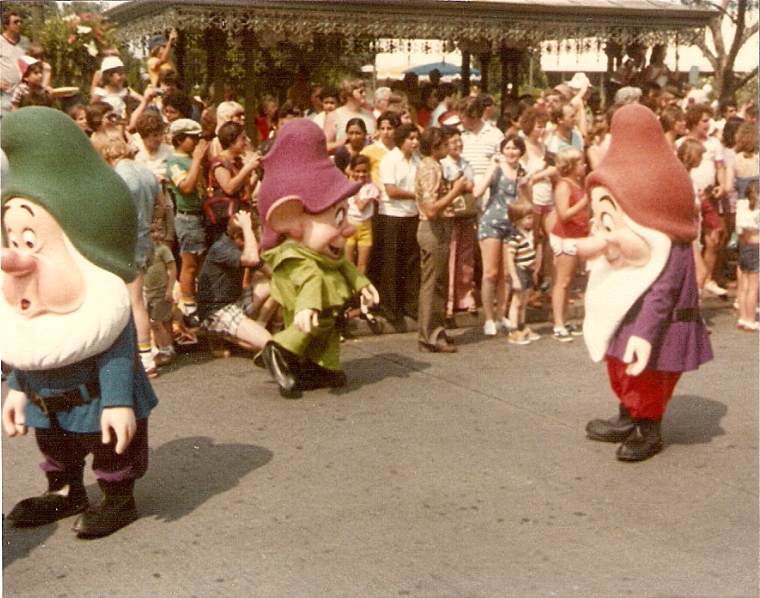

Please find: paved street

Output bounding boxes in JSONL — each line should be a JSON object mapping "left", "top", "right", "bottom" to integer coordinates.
{"left": 2, "top": 306, "right": 757, "bottom": 598}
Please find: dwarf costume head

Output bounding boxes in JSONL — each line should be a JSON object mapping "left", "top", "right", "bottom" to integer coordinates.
{"left": 582, "top": 104, "right": 696, "bottom": 361}
{"left": 258, "top": 118, "right": 360, "bottom": 251}
{"left": 1, "top": 107, "right": 137, "bottom": 370}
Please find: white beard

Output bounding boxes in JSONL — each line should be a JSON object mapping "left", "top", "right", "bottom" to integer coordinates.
{"left": 1, "top": 238, "right": 131, "bottom": 371}
{"left": 583, "top": 215, "right": 672, "bottom": 362}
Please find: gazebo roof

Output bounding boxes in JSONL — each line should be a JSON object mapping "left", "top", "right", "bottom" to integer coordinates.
{"left": 107, "top": 0, "right": 716, "bottom": 49}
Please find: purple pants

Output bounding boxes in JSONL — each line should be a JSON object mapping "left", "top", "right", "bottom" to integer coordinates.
{"left": 35, "top": 417, "right": 149, "bottom": 483}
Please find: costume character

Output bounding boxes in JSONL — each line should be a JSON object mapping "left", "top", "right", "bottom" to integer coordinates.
{"left": 1, "top": 107, "right": 158, "bottom": 537}
{"left": 256, "top": 119, "right": 379, "bottom": 398}
{"left": 575, "top": 104, "right": 713, "bottom": 461}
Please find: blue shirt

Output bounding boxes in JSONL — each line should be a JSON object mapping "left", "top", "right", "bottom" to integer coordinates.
{"left": 8, "top": 318, "right": 158, "bottom": 433}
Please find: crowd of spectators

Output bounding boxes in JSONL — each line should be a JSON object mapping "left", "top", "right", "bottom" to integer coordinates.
{"left": 2, "top": 10, "right": 758, "bottom": 373}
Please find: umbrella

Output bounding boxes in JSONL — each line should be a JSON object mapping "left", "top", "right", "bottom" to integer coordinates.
{"left": 403, "top": 61, "right": 480, "bottom": 79}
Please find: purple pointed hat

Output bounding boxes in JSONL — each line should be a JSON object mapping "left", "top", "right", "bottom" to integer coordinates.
{"left": 259, "top": 118, "right": 361, "bottom": 250}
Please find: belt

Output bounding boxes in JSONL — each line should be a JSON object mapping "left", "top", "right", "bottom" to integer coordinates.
{"left": 28, "top": 380, "right": 100, "bottom": 415}
{"left": 177, "top": 209, "right": 202, "bottom": 216}
{"left": 672, "top": 307, "right": 701, "bottom": 322}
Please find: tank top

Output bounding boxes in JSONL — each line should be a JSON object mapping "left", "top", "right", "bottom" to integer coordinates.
{"left": 552, "top": 178, "right": 589, "bottom": 239}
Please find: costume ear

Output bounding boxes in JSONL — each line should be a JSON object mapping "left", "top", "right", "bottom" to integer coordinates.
{"left": 267, "top": 196, "right": 305, "bottom": 239}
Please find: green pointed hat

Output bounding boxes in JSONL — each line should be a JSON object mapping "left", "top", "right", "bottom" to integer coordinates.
{"left": 1, "top": 107, "right": 137, "bottom": 282}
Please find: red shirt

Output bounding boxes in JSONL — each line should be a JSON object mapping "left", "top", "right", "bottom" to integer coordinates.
{"left": 552, "top": 178, "right": 590, "bottom": 239}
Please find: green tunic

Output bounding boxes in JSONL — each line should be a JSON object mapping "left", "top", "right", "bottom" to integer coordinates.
{"left": 263, "top": 240, "right": 370, "bottom": 371}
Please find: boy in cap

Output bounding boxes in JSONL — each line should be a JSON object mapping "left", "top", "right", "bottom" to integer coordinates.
{"left": 1, "top": 107, "right": 158, "bottom": 537}
{"left": 257, "top": 118, "right": 380, "bottom": 398}
{"left": 167, "top": 117, "right": 209, "bottom": 327}
{"left": 574, "top": 104, "right": 713, "bottom": 461}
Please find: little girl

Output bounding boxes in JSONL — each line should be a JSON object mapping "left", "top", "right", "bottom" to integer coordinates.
{"left": 505, "top": 199, "right": 540, "bottom": 345}
{"left": 677, "top": 138, "right": 710, "bottom": 289}
{"left": 334, "top": 118, "right": 368, "bottom": 173}
{"left": 91, "top": 56, "right": 142, "bottom": 119}
{"left": 736, "top": 180, "right": 759, "bottom": 331}
{"left": 344, "top": 154, "right": 380, "bottom": 274}
{"left": 549, "top": 147, "right": 589, "bottom": 342}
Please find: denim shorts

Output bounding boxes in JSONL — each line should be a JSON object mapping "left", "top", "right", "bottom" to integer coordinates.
{"left": 739, "top": 243, "right": 759, "bottom": 273}
{"left": 175, "top": 213, "right": 207, "bottom": 255}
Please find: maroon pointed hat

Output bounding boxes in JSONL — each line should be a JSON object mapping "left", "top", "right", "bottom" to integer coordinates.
{"left": 259, "top": 118, "right": 361, "bottom": 249}
{"left": 586, "top": 103, "right": 696, "bottom": 243}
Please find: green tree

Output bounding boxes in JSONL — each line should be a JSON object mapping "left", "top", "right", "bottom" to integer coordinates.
{"left": 682, "top": 0, "right": 758, "bottom": 101}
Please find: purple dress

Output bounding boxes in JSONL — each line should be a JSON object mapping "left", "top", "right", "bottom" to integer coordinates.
{"left": 606, "top": 243, "right": 713, "bottom": 372}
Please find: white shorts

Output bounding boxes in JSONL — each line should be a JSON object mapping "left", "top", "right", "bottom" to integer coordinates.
{"left": 549, "top": 233, "right": 578, "bottom": 257}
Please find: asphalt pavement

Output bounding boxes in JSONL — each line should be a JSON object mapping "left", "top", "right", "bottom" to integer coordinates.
{"left": 2, "top": 305, "right": 757, "bottom": 598}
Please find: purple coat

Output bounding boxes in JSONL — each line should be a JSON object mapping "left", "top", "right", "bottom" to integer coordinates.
{"left": 606, "top": 242, "right": 713, "bottom": 372}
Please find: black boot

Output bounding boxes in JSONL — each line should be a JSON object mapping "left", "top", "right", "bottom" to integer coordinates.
{"left": 585, "top": 404, "right": 635, "bottom": 442}
{"left": 260, "top": 341, "right": 301, "bottom": 399}
{"left": 73, "top": 479, "right": 138, "bottom": 539}
{"left": 7, "top": 470, "right": 88, "bottom": 527}
{"left": 297, "top": 360, "right": 347, "bottom": 391}
{"left": 616, "top": 419, "right": 663, "bottom": 462}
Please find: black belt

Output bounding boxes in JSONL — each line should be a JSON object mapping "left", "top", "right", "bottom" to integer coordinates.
{"left": 177, "top": 209, "right": 202, "bottom": 216}
{"left": 28, "top": 381, "right": 100, "bottom": 415}
{"left": 672, "top": 307, "right": 701, "bottom": 322}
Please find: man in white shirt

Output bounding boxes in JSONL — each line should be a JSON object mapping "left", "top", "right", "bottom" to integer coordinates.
{"left": 375, "top": 123, "right": 421, "bottom": 322}
{"left": 458, "top": 95, "right": 504, "bottom": 181}
{"left": 0, "top": 11, "right": 30, "bottom": 115}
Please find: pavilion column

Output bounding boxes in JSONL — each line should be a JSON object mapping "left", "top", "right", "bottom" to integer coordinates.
{"left": 205, "top": 27, "right": 226, "bottom": 104}
{"left": 499, "top": 45, "right": 510, "bottom": 114}
{"left": 174, "top": 29, "right": 186, "bottom": 86}
{"left": 460, "top": 49, "right": 471, "bottom": 97}
{"left": 242, "top": 28, "right": 258, "bottom": 142}
{"left": 478, "top": 52, "right": 491, "bottom": 94}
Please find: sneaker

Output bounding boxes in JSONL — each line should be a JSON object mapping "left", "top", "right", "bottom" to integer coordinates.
{"left": 524, "top": 326, "right": 541, "bottom": 341}
{"left": 507, "top": 329, "right": 531, "bottom": 345}
{"left": 566, "top": 323, "right": 583, "bottom": 336}
{"left": 483, "top": 320, "right": 497, "bottom": 336}
{"left": 154, "top": 348, "right": 175, "bottom": 367}
{"left": 140, "top": 351, "right": 158, "bottom": 378}
{"left": 499, "top": 317, "right": 515, "bottom": 333}
{"left": 553, "top": 326, "right": 573, "bottom": 342}
{"left": 703, "top": 280, "right": 728, "bottom": 296}
{"left": 737, "top": 319, "right": 759, "bottom": 332}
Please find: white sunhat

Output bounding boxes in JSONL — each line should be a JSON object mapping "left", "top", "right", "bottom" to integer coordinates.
{"left": 101, "top": 56, "right": 124, "bottom": 72}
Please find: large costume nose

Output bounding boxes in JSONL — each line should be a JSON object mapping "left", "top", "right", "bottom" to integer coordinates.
{"left": 1, "top": 248, "right": 37, "bottom": 277}
{"left": 341, "top": 223, "right": 356, "bottom": 238}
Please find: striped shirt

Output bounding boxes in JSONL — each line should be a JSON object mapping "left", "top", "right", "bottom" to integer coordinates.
{"left": 507, "top": 229, "right": 536, "bottom": 270}
{"left": 461, "top": 121, "right": 504, "bottom": 179}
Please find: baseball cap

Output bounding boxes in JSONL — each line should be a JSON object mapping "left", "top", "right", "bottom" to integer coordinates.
{"left": 169, "top": 118, "right": 202, "bottom": 138}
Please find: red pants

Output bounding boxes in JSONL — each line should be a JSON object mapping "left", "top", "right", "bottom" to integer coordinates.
{"left": 606, "top": 357, "right": 681, "bottom": 420}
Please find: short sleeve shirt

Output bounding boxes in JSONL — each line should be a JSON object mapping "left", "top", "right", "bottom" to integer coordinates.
{"left": 379, "top": 147, "right": 420, "bottom": 217}
{"left": 461, "top": 122, "right": 505, "bottom": 179}
{"left": 197, "top": 234, "right": 244, "bottom": 320}
{"left": 167, "top": 152, "right": 202, "bottom": 212}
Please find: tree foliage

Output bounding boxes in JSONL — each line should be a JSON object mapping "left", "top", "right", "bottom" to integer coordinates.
{"left": 682, "top": 0, "right": 758, "bottom": 101}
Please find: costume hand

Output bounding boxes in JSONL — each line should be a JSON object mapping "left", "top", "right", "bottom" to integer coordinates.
{"left": 101, "top": 407, "right": 137, "bottom": 455}
{"left": 295, "top": 308, "right": 319, "bottom": 333}
{"left": 2, "top": 389, "right": 28, "bottom": 437}
{"left": 360, "top": 284, "right": 380, "bottom": 307}
{"left": 623, "top": 335, "right": 652, "bottom": 377}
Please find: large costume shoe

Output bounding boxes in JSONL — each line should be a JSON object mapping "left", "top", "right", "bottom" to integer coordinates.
{"left": 73, "top": 480, "right": 138, "bottom": 539}
{"left": 297, "top": 360, "right": 348, "bottom": 391}
{"left": 7, "top": 471, "right": 88, "bottom": 527}
{"left": 616, "top": 419, "right": 663, "bottom": 462}
{"left": 260, "top": 341, "right": 301, "bottom": 399}
{"left": 585, "top": 404, "right": 635, "bottom": 442}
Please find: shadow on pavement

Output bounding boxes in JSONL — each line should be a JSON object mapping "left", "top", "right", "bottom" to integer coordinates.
{"left": 664, "top": 395, "right": 727, "bottom": 445}
{"left": 333, "top": 352, "right": 432, "bottom": 395}
{"left": 2, "top": 518, "right": 58, "bottom": 569}
{"left": 137, "top": 436, "right": 273, "bottom": 522}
